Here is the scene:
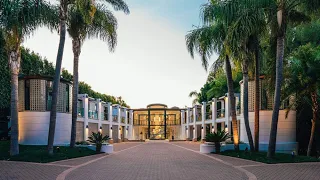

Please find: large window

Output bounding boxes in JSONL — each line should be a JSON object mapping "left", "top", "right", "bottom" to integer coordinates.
{"left": 66, "top": 84, "right": 70, "bottom": 112}
{"left": 46, "top": 81, "right": 53, "bottom": 111}
{"left": 25, "top": 80, "right": 30, "bottom": 110}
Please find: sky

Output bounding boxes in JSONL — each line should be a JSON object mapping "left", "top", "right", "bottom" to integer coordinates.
{"left": 23, "top": 0, "right": 217, "bottom": 109}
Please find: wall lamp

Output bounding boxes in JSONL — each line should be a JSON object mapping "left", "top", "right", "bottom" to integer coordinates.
{"left": 86, "top": 125, "right": 88, "bottom": 129}
{"left": 119, "top": 128, "right": 121, "bottom": 130}
{"left": 110, "top": 127, "right": 113, "bottom": 130}
{"left": 100, "top": 126, "right": 102, "bottom": 130}
{"left": 126, "top": 127, "right": 129, "bottom": 131}
{"left": 212, "top": 126, "right": 214, "bottom": 129}
{"left": 225, "top": 124, "right": 228, "bottom": 128}
{"left": 201, "top": 126, "right": 204, "bottom": 129}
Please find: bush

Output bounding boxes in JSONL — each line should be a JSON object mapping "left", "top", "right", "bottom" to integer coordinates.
{"left": 87, "top": 132, "right": 110, "bottom": 153}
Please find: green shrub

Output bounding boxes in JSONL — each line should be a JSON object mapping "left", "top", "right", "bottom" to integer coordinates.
{"left": 87, "top": 132, "right": 110, "bottom": 153}
{"left": 205, "top": 130, "right": 230, "bottom": 153}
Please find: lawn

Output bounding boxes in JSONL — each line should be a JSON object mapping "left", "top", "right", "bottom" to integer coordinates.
{"left": 218, "top": 150, "right": 320, "bottom": 164}
{"left": 0, "top": 141, "right": 97, "bottom": 163}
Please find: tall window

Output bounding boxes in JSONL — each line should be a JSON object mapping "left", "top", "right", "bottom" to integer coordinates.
{"left": 66, "top": 85, "right": 70, "bottom": 112}
{"left": 25, "top": 80, "right": 30, "bottom": 110}
{"left": 46, "top": 81, "right": 53, "bottom": 111}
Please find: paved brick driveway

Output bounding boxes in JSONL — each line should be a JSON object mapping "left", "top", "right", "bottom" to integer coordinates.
{"left": 65, "top": 142, "right": 248, "bottom": 180}
{"left": 1, "top": 142, "right": 320, "bottom": 180}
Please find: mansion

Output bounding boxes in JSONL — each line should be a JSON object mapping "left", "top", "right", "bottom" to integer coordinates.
{"left": 17, "top": 75, "right": 297, "bottom": 153}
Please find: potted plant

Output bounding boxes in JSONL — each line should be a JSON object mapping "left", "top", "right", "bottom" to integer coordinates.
{"left": 205, "top": 130, "right": 230, "bottom": 153}
{"left": 87, "top": 132, "right": 110, "bottom": 153}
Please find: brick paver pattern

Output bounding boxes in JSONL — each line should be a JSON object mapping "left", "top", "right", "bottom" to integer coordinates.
{"left": 1, "top": 141, "right": 320, "bottom": 180}
{"left": 66, "top": 142, "right": 248, "bottom": 180}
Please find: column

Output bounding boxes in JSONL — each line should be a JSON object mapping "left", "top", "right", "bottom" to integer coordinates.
{"left": 225, "top": 95, "right": 231, "bottom": 133}
{"left": 148, "top": 110, "right": 150, "bottom": 139}
{"left": 212, "top": 98, "right": 217, "bottom": 132}
{"left": 186, "top": 108, "right": 190, "bottom": 140}
{"left": 201, "top": 102, "right": 206, "bottom": 142}
{"left": 180, "top": 110, "right": 185, "bottom": 140}
{"left": 83, "top": 95, "right": 89, "bottom": 141}
{"left": 97, "top": 99, "right": 102, "bottom": 133}
{"left": 124, "top": 108, "right": 128, "bottom": 141}
{"left": 117, "top": 105, "right": 121, "bottom": 142}
{"left": 129, "top": 110, "right": 133, "bottom": 140}
{"left": 107, "top": 102, "right": 113, "bottom": 143}
{"left": 164, "top": 110, "right": 167, "bottom": 139}
{"left": 193, "top": 106, "right": 197, "bottom": 142}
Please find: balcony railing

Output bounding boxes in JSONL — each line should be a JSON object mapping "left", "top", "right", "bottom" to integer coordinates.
{"left": 121, "top": 117, "right": 125, "bottom": 123}
{"left": 104, "top": 113, "right": 109, "bottom": 120}
{"left": 206, "top": 111, "right": 212, "bottom": 120}
{"left": 78, "top": 108, "right": 84, "bottom": 117}
{"left": 113, "top": 115, "right": 118, "bottom": 122}
{"left": 88, "top": 110, "right": 98, "bottom": 119}
{"left": 217, "top": 109, "right": 225, "bottom": 119}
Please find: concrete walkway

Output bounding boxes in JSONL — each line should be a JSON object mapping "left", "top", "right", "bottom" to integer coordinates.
{"left": 1, "top": 142, "right": 320, "bottom": 180}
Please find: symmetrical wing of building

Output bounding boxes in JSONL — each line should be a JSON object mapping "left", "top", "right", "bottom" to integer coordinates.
{"left": 17, "top": 75, "right": 297, "bottom": 153}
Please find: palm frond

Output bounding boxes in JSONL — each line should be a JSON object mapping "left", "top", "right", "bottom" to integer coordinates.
{"left": 98, "top": 0, "right": 130, "bottom": 14}
{"left": 87, "top": 3, "right": 118, "bottom": 51}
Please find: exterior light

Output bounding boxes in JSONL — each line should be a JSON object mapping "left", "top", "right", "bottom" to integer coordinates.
{"left": 212, "top": 126, "right": 214, "bottom": 129}
{"left": 119, "top": 128, "right": 121, "bottom": 130}
{"left": 86, "top": 125, "right": 88, "bottom": 129}
{"left": 100, "top": 126, "right": 102, "bottom": 130}
{"left": 110, "top": 127, "right": 113, "bottom": 130}
{"left": 201, "top": 126, "right": 204, "bottom": 129}
{"left": 185, "top": 127, "right": 188, "bottom": 130}
{"left": 225, "top": 124, "right": 227, "bottom": 128}
{"left": 193, "top": 127, "right": 195, "bottom": 130}
{"left": 126, "top": 127, "right": 129, "bottom": 131}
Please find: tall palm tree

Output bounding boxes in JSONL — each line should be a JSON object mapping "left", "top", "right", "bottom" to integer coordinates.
{"left": 0, "top": 0, "right": 56, "bottom": 156}
{"left": 186, "top": 3, "right": 240, "bottom": 150}
{"left": 47, "top": 0, "right": 69, "bottom": 155}
{"left": 228, "top": 0, "right": 315, "bottom": 158}
{"left": 47, "top": 0, "right": 101, "bottom": 154}
{"left": 285, "top": 44, "right": 320, "bottom": 156}
{"left": 69, "top": 0, "right": 129, "bottom": 148}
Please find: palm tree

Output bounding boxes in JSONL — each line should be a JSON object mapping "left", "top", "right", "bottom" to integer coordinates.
{"left": 47, "top": 0, "right": 101, "bottom": 154}
{"left": 285, "top": 44, "right": 320, "bottom": 156}
{"left": 69, "top": 0, "right": 129, "bottom": 148}
{"left": 87, "top": 131, "right": 110, "bottom": 152}
{"left": 0, "top": 0, "right": 56, "bottom": 156}
{"left": 188, "top": 91, "right": 200, "bottom": 105}
{"left": 205, "top": 130, "right": 230, "bottom": 153}
{"left": 226, "top": 0, "right": 316, "bottom": 158}
{"left": 186, "top": 2, "right": 240, "bottom": 150}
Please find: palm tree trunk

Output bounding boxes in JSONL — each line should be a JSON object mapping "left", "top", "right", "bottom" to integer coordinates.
{"left": 307, "top": 91, "right": 318, "bottom": 156}
{"left": 225, "top": 55, "right": 239, "bottom": 151}
{"left": 9, "top": 49, "right": 21, "bottom": 156}
{"left": 47, "top": 0, "right": 68, "bottom": 155}
{"left": 267, "top": 35, "right": 285, "bottom": 158}
{"left": 254, "top": 41, "right": 260, "bottom": 152}
{"left": 242, "top": 58, "right": 254, "bottom": 151}
{"left": 70, "top": 37, "right": 81, "bottom": 148}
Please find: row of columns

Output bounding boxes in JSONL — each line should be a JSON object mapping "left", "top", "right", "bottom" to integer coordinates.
{"left": 182, "top": 96, "right": 232, "bottom": 142}
{"left": 79, "top": 94, "right": 134, "bottom": 143}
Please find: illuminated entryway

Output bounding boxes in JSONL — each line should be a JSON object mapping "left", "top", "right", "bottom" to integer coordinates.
{"left": 133, "top": 104, "right": 182, "bottom": 140}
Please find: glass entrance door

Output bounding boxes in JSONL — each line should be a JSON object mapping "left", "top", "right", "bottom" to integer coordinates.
{"left": 150, "top": 126, "right": 165, "bottom": 140}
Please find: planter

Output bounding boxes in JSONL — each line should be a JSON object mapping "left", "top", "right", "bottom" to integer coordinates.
{"left": 200, "top": 143, "right": 215, "bottom": 153}
{"left": 87, "top": 144, "right": 114, "bottom": 153}
{"left": 101, "top": 144, "right": 113, "bottom": 153}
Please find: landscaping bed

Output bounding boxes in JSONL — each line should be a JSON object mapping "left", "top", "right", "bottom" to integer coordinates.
{"left": 218, "top": 150, "right": 320, "bottom": 164}
{"left": 0, "top": 141, "right": 97, "bottom": 163}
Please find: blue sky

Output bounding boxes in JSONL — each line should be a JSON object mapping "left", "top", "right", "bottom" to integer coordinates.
{"left": 24, "top": 0, "right": 214, "bottom": 108}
